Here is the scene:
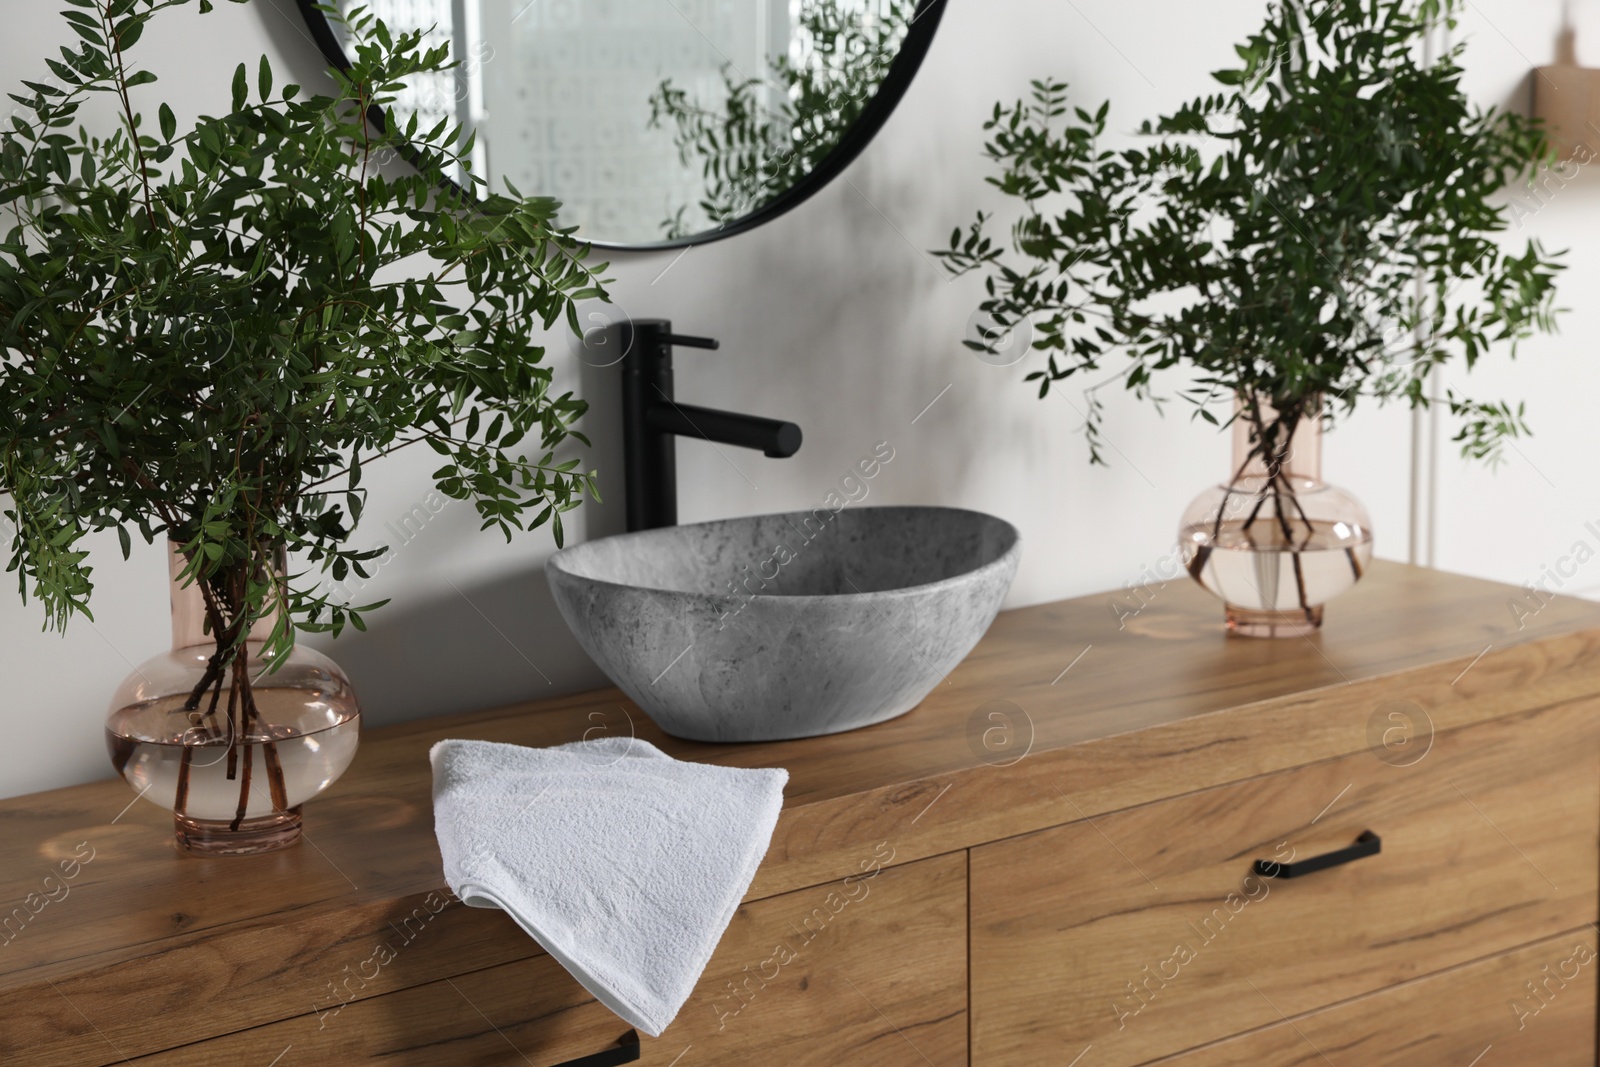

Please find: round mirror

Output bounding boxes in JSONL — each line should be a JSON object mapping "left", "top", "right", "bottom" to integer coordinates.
{"left": 295, "top": 0, "right": 946, "bottom": 249}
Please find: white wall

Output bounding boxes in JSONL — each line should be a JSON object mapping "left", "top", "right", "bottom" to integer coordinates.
{"left": 1, "top": 0, "right": 1579, "bottom": 799}
{"left": 1436, "top": 3, "right": 1600, "bottom": 606}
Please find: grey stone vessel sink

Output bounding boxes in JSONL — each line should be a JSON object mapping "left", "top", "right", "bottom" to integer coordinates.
{"left": 546, "top": 506, "right": 1021, "bottom": 742}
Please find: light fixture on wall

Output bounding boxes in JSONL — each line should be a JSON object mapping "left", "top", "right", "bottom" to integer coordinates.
{"left": 1532, "top": 24, "right": 1600, "bottom": 160}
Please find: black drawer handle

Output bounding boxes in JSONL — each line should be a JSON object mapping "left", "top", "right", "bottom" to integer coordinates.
{"left": 1255, "top": 831, "right": 1380, "bottom": 879}
{"left": 555, "top": 1030, "right": 639, "bottom": 1067}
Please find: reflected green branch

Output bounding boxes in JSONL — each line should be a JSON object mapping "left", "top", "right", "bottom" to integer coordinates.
{"left": 648, "top": 0, "right": 915, "bottom": 238}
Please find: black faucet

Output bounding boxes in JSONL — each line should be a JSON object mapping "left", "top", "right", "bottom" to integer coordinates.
{"left": 614, "top": 319, "right": 802, "bottom": 531}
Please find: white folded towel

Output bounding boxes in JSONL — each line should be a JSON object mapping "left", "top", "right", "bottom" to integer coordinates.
{"left": 430, "top": 736, "right": 789, "bottom": 1037}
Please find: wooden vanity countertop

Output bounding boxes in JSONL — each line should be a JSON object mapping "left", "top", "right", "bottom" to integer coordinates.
{"left": 5, "top": 559, "right": 1600, "bottom": 1043}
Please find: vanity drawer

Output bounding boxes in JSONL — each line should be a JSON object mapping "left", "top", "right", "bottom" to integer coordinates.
{"left": 642, "top": 849, "right": 968, "bottom": 1065}
{"left": 1160, "top": 929, "right": 1597, "bottom": 1066}
{"left": 122, "top": 850, "right": 966, "bottom": 1067}
{"left": 121, "top": 949, "right": 635, "bottom": 1067}
{"left": 970, "top": 699, "right": 1600, "bottom": 1066}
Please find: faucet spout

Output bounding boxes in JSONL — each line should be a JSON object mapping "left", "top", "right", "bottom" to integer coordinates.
{"left": 616, "top": 318, "right": 803, "bottom": 531}
{"left": 645, "top": 402, "right": 802, "bottom": 458}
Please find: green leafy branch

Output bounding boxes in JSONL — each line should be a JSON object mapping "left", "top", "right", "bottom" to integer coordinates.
{"left": 937, "top": 0, "right": 1562, "bottom": 470}
{"left": 0, "top": 0, "right": 609, "bottom": 673}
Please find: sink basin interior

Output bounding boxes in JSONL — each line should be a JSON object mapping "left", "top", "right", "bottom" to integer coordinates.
{"left": 553, "top": 506, "right": 1018, "bottom": 597}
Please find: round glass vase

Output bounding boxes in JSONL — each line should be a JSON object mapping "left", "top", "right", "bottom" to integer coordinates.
{"left": 1178, "top": 402, "right": 1373, "bottom": 638}
{"left": 105, "top": 546, "right": 361, "bottom": 855}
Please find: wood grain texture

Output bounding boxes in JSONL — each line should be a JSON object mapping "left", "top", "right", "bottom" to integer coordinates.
{"left": 1148, "top": 929, "right": 1599, "bottom": 1066}
{"left": 638, "top": 849, "right": 967, "bottom": 1066}
{"left": 1, "top": 887, "right": 545, "bottom": 1067}
{"left": 3, "top": 563, "right": 1599, "bottom": 1065}
{"left": 125, "top": 852, "right": 967, "bottom": 1067}
{"left": 969, "top": 699, "right": 1600, "bottom": 1066}
{"left": 123, "top": 939, "right": 635, "bottom": 1067}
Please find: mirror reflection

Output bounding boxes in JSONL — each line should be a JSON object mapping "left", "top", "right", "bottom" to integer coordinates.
{"left": 350, "top": 0, "right": 916, "bottom": 245}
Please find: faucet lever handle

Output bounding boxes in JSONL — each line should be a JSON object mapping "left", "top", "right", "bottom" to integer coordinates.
{"left": 660, "top": 333, "right": 720, "bottom": 351}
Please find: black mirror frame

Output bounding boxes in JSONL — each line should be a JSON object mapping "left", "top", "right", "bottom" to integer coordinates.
{"left": 293, "top": 0, "right": 948, "bottom": 252}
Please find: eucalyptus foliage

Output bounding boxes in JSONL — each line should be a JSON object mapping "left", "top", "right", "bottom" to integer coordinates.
{"left": 649, "top": 0, "right": 913, "bottom": 237}
{"left": 0, "top": 0, "right": 606, "bottom": 677}
{"left": 939, "top": 0, "right": 1562, "bottom": 471}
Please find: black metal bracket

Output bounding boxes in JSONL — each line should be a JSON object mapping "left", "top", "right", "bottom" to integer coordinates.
{"left": 554, "top": 1029, "right": 640, "bottom": 1067}
{"left": 1255, "top": 830, "right": 1381, "bottom": 879}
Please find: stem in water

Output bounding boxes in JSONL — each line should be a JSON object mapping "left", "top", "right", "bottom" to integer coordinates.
{"left": 205, "top": 556, "right": 292, "bottom": 827}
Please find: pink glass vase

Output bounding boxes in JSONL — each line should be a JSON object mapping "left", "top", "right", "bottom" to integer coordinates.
{"left": 104, "top": 545, "right": 361, "bottom": 855}
{"left": 1178, "top": 398, "right": 1373, "bottom": 638}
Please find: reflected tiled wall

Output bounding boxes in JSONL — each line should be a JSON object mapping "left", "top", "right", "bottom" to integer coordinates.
{"left": 369, "top": 0, "right": 463, "bottom": 145}
{"left": 478, "top": 0, "right": 785, "bottom": 240}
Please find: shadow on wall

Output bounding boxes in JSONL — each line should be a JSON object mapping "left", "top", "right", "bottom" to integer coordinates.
{"left": 313, "top": 560, "right": 609, "bottom": 727}
{"left": 257, "top": 0, "right": 331, "bottom": 83}
{"left": 308, "top": 354, "right": 633, "bottom": 726}
{"left": 649, "top": 168, "right": 1020, "bottom": 523}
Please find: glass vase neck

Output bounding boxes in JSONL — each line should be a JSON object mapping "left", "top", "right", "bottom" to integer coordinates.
{"left": 166, "top": 542, "right": 280, "bottom": 651}
{"left": 1231, "top": 394, "right": 1322, "bottom": 483}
